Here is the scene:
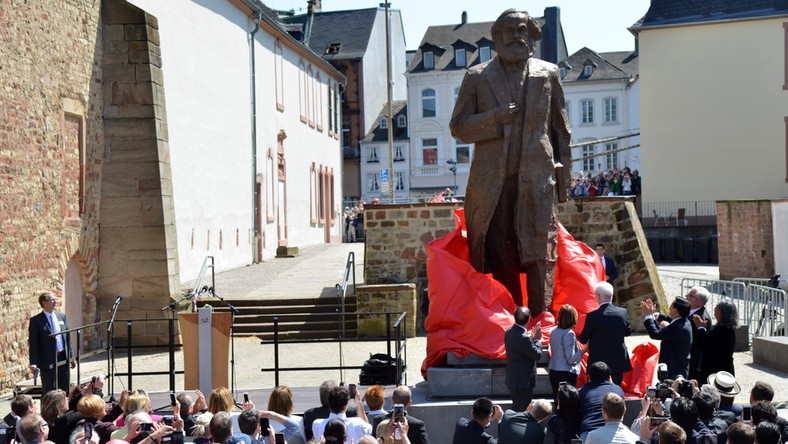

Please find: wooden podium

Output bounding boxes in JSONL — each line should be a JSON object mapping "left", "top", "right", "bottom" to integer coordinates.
{"left": 179, "top": 309, "right": 231, "bottom": 394}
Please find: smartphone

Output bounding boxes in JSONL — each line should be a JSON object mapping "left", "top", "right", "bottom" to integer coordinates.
{"left": 743, "top": 405, "right": 752, "bottom": 421}
{"left": 393, "top": 403, "right": 405, "bottom": 423}
{"left": 651, "top": 416, "right": 668, "bottom": 427}
{"left": 141, "top": 423, "right": 154, "bottom": 432}
{"left": 646, "top": 386, "right": 656, "bottom": 399}
{"left": 163, "top": 416, "right": 173, "bottom": 426}
{"left": 259, "top": 417, "right": 269, "bottom": 432}
{"left": 656, "top": 388, "right": 672, "bottom": 400}
{"left": 244, "top": 392, "right": 249, "bottom": 403}
{"left": 559, "top": 381, "right": 567, "bottom": 387}
{"left": 274, "top": 433, "right": 285, "bottom": 444}
{"left": 84, "top": 422, "right": 93, "bottom": 441}
{"left": 570, "top": 439, "right": 583, "bottom": 444}
{"left": 348, "top": 384, "right": 357, "bottom": 399}
{"left": 170, "top": 393, "right": 177, "bottom": 406}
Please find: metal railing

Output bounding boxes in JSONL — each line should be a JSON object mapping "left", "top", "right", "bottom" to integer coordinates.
{"left": 260, "top": 311, "right": 408, "bottom": 387}
{"left": 680, "top": 279, "right": 787, "bottom": 343}
{"left": 335, "top": 251, "right": 357, "bottom": 382}
{"left": 643, "top": 201, "right": 717, "bottom": 219}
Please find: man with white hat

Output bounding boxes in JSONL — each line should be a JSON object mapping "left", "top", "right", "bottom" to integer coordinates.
{"left": 707, "top": 371, "right": 742, "bottom": 417}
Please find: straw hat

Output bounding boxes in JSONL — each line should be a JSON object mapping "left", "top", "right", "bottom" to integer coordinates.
{"left": 707, "top": 371, "right": 741, "bottom": 395}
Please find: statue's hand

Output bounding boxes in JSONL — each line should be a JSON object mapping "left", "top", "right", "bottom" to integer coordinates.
{"left": 495, "top": 103, "right": 519, "bottom": 124}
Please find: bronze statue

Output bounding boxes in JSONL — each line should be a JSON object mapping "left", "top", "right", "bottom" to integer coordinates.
{"left": 449, "top": 8, "right": 572, "bottom": 315}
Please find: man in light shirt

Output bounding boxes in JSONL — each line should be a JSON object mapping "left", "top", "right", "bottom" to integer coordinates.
{"left": 312, "top": 386, "right": 371, "bottom": 443}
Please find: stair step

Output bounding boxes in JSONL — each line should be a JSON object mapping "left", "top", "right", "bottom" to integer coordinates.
{"left": 197, "top": 296, "right": 356, "bottom": 308}
{"left": 234, "top": 329, "right": 359, "bottom": 341}
{"left": 234, "top": 320, "right": 356, "bottom": 333}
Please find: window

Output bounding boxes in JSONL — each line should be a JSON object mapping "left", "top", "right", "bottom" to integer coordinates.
{"left": 367, "top": 146, "right": 379, "bottom": 163}
{"left": 274, "top": 40, "right": 284, "bottom": 111}
{"left": 316, "top": 73, "right": 323, "bottom": 130}
{"left": 559, "top": 67, "right": 566, "bottom": 79}
{"left": 423, "top": 51, "right": 434, "bottom": 69}
{"left": 308, "top": 65, "right": 316, "bottom": 127}
{"left": 581, "top": 99, "right": 594, "bottom": 124}
{"left": 604, "top": 98, "right": 618, "bottom": 123}
{"left": 367, "top": 173, "right": 380, "bottom": 192}
{"left": 582, "top": 145, "right": 595, "bottom": 172}
{"left": 342, "top": 121, "right": 350, "bottom": 147}
{"left": 479, "top": 46, "right": 491, "bottom": 62}
{"left": 455, "top": 48, "right": 466, "bottom": 67}
{"left": 298, "top": 59, "right": 307, "bottom": 122}
{"left": 393, "top": 145, "right": 405, "bottom": 162}
{"left": 454, "top": 87, "right": 460, "bottom": 105}
{"left": 566, "top": 101, "right": 571, "bottom": 125}
{"left": 583, "top": 65, "right": 593, "bottom": 76}
{"left": 421, "top": 88, "right": 436, "bottom": 118}
{"left": 456, "top": 144, "right": 470, "bottom": 164}
{"left": 394, "top": 171, "right": 405, "bottom": 191}
{"left": 327, "top": 80, "right": 334, "bottom": 134}
{"left": 332, "top": 84, "right": 340, "bottom": 135}
{"left": 379, "top": 116, "right": 388, "bottom": 129}
{"left": 326, "top": 42, "right": 341, "bottom": 54}
{"left": 605, "top": 143, "right": 618, "bottom": 170}
{"left": 422, "top": 138, "right": 438, "bottom": 165}
{"left": 397, "top": 115, "right": 406, "bottom": 128}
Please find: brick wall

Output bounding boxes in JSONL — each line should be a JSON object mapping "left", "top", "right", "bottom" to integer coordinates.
{"left": 364, "top": 199, "right": 666, "bottom": 331}
{"left": 717, "top": 200, "right": 775, "bottom": 280}
{"left": 0, "top": 0, "right": 104, "bottom": 390}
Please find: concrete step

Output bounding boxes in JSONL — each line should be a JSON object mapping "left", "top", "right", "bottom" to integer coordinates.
{"left": 236, "top": 329, "right": 359, "bottom": 341}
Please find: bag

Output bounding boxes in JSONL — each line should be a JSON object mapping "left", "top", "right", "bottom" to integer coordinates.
{"left": 359, "top": 353, "right": 402, "bottom": 385}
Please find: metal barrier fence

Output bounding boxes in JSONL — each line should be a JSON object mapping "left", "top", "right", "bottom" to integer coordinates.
{"left": 680, "top": 279, "right": 787, "bottom": 343}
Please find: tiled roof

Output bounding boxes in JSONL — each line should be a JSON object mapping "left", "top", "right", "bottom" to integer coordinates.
{"left": 598, "top": 51, "right": 639, "bottom": 78}
{"left": 637, "top": 0, "right": 788, "bottom": 27}
{"left": 361, "top": 101, "right": 408, "bottom": 143}
{"left": 559, "top": 47, "right": 635, "bottom": 83}
{"left": 283, "top": 8, "right": 378, "bottom": 60}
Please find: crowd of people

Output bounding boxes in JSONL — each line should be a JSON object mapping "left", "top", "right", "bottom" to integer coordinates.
{"left": 570, "top": 167, "right": 642, "bottom": 199}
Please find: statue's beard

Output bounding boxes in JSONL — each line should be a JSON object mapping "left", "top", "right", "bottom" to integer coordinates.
{"left": 497, "top": 40, "right": 533, "bottom": 63}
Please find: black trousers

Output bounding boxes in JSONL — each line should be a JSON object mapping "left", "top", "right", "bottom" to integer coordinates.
{"left": 41, "top": 351, "right": 70, "bottom": 394}
{"left": 549, "top": 370, "right": 578, "bottom": 400}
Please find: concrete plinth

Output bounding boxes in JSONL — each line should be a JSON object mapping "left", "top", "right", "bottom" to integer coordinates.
{"left": 426, "top": 367, "right": 551, "bottom": 398}
{"left": 753, "top": 336, "right": 788, "bottom": 372}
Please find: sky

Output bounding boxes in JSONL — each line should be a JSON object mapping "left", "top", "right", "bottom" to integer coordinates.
{"left": 267, "top": 0, "right": 653, "bottom": 55}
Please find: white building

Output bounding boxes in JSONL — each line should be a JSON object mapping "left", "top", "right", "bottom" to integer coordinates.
{"left": 359, "top": 101, "right": 410, "bottom": 202}
{"left": 559, "top": 47, "right": 640, "bottom": 175}
{"left": 123, "top": 0, "right": 345, "bottom": 280}
{"left": 404, "top": 9, "right": 567, "bottom": 200}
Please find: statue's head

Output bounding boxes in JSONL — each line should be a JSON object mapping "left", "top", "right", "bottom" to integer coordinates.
{"left": 491, "top": 9, "right": 542, "bottom": 63}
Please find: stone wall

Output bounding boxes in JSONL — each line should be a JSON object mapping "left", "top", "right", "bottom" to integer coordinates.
{"left": 356, "top": 284, "right": 417, "bottom": 338}
{"left": 717, "top": 200, "right": 775, "bottom": 280}
{"left": 0, "top": 0, "right": 104, "bottom": 390}
{"left": 364, "top": 200, "right": 666, "bottom": 331}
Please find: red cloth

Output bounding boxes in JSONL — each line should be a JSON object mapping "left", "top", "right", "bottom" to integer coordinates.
{"left": 621, "top": 341, "right": 660, "bottom": 397}
{"left": 421, "top": 209, "right": 605, "bottom": 378}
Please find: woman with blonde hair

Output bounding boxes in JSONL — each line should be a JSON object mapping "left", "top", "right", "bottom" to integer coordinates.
{"left": 548, "top": 304, "right": 588, "bottom": 398}
{"left": 207, "top": 387, "right": 235, "bottom": 414}
{"left": 77, "top": 395, "right": 121, "bottom": 444}
{"left": 190, "top": 412, "right": 213, "bottom": 444}
{"left": 267, "top": 386, "right": 306, "bottom": 444}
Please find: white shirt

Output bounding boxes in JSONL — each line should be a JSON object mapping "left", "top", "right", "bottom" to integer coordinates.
{"left": 312, "top": 412, "right": 371, "bottom": 443}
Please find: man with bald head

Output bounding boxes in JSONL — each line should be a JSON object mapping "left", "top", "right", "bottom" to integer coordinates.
{"left": 578, "top": 282, "right": 632, "bottom": 386}
{"left": 371, "top": 386, "right": 430, "bottom": 444}
{"left": 505, "top": 307, "right": 543, "bottom": 411}
{"left": 450, "top": 8, "right": 572, "bottom": 315}
{"left": 686, "top": 286, "right": 712, "bottom": 380}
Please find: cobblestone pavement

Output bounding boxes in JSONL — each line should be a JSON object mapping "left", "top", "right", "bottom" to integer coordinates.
{"left": 4, "top": 246, "right": 787, "bottom": 415}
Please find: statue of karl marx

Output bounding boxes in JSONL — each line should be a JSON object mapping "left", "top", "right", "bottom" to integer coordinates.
{"left": 449, "top": 8, "right": 572, "bottom": 315}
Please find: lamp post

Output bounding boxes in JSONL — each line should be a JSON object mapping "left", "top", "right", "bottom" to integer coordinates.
{"left": 446, "top": 159, "right": 457, "bottom": 194}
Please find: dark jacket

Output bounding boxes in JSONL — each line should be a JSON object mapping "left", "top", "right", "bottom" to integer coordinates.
{"left": 371, "top": 412, "right": 430, "bottom": 444}
{"left": 695, "top": 323, "right": 735, "bottom": 384}
{"left": 498, "top": 410, "right": 546, "bottom": 444}
{"left": 579, "top": 381, "right": 625, "bottom": 435}
{"left": 504, "top": 325, "right": 542, "bottom": 391}
{"left": 689, "top": 307, "right": 713, "bottom": 380}
{"left": 578, "top": 303, "right": 632, "bottom": 375}
{"left": 644, "top": 316, "right": 693, "bottom": 379}
{"left": 29, "top": 311, "right": 72, "bottom": 370}
{"left": 602, "top": 256, "right": 618, "bottom": 285}
{"left": 452, "top": 418, "right": 496, "bottom": 444}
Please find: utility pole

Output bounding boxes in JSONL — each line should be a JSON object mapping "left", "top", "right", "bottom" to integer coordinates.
{"left": 384, "top": 1, "right": 394, "bottom": 203}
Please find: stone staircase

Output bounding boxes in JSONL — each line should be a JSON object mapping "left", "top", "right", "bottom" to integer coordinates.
{"left": 196, "top": 296, "right": 357, "bottom": 341}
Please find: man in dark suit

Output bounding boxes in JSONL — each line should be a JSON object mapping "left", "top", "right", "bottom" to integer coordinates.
{"left": 303, "top": 380, "right": 357, "bottom": 440}
{"left": 579, "top": 362, "right": 625, "bottom": 440}
{"left": 504, "top": 307, "right": 543, "bottom": 412}
{"left": 686, "top": 286, "right": 712, "bottom": 380}
{"left": 578, "top": 282, "right": 631, "bottom": 386}
{"left": 497, "top": 399, "right": 552, "bottom": 444}
{"left": 452, "top": 398, "right": 502, "bottom": 444}
{"left": 595, "top": 244, "right": 618, "bottom": 285}
{"left": 29, "top": 292, "right": 74, "bottom": 394}
{"left": 641, "top": 297, "right": 693, "bottom": 379}
{"left": 371, "top": 386, "right": 430, "bottom": 444}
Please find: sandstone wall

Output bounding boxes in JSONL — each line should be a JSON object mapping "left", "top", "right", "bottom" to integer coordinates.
{"left": 0, "top": 0, "right": 104, "bottom": 390}
{"left": 356, "top": 284, "right": 417, "bottom": 338}
{"left": 717, "top": 200, "right": 775, "bottom": 280}
{"left": 364, "top": 199, "right": 666, "bottom": 331}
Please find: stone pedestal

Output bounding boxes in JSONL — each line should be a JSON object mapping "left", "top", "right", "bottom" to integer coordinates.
{"left": 356, "top": 284, "right": 417, "bottom": 338}
{"left": 753, "top": 336, "right": 788, "bottom": 372}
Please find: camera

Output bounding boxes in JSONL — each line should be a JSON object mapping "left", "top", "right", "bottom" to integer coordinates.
{"left": 654, "top": 383, "right": 672, "bottom": 400}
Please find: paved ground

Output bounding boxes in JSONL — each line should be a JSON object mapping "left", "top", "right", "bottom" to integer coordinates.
{"left": 4, "top": 245, "right": 788, "bottom": 417}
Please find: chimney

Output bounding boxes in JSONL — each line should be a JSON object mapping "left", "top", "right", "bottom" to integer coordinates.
{"left": 308, "top": 0, "right": 321, "bottom": 14}
{"left": 461, "top": 11, "right": 467, "bottom": 25}
{"left": 540, "top": 6, "right": 561, "bottom": 64}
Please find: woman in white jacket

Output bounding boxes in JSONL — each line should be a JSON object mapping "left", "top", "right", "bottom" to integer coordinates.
{"left": 548, "top": 304, "right": 589, "bottom": 399}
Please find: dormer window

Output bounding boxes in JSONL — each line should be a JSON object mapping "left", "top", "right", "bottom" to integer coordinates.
{"left": 397, "top": 115, "right": 406, "bottom": 128}
{"left": 423, "top": 51, "right": 434, "bottom": 70}
{"left": 479, "top": 46, "right": 491, "bottom": 62}
{"left": 560, "top": 67, "right": 566, "bottom": 79}
{"left": 380, "top": 116, "right": 388, "bottom": 129}
{"left": 325, "top": 42, "right": 341, "bottom": 55}
{"left": 455, "top": 48, "right": 466, "bottom": 67}
{"left": 583, "top": 65, "right": 593, "bottom": 76}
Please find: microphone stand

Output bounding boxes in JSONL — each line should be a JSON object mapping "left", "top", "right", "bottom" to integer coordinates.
{"left": 107, "top": 296, "right": 123, "bottom": 400}
{"left": 205, "top": 287, "right": 239, "bottom": 400}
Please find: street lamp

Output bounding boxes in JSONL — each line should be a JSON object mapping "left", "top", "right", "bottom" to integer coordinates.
{"left": 446, "top": 159, "right": 457, "bottom": 194}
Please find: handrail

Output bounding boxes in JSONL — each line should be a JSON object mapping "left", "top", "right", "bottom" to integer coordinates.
{"left": 335, "top": 251, "right": 356, "bottom": 384}
{"left": 262, "top": 311, "right": 407, "bottom": 387}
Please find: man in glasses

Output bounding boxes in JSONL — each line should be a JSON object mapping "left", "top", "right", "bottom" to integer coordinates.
{"left": 29, "top": 292, "right": 75, "bottom": 393}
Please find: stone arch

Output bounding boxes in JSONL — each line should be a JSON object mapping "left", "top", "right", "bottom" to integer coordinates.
{"left": 58, "top": 232, "right": 98, "bottom": 351}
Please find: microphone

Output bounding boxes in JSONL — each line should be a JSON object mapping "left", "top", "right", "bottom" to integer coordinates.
{"left": 113, "top": 295, "right": 123, "bottom": 306}
{"left": 201, "top": 286, "right": 209, "bottom": 294}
